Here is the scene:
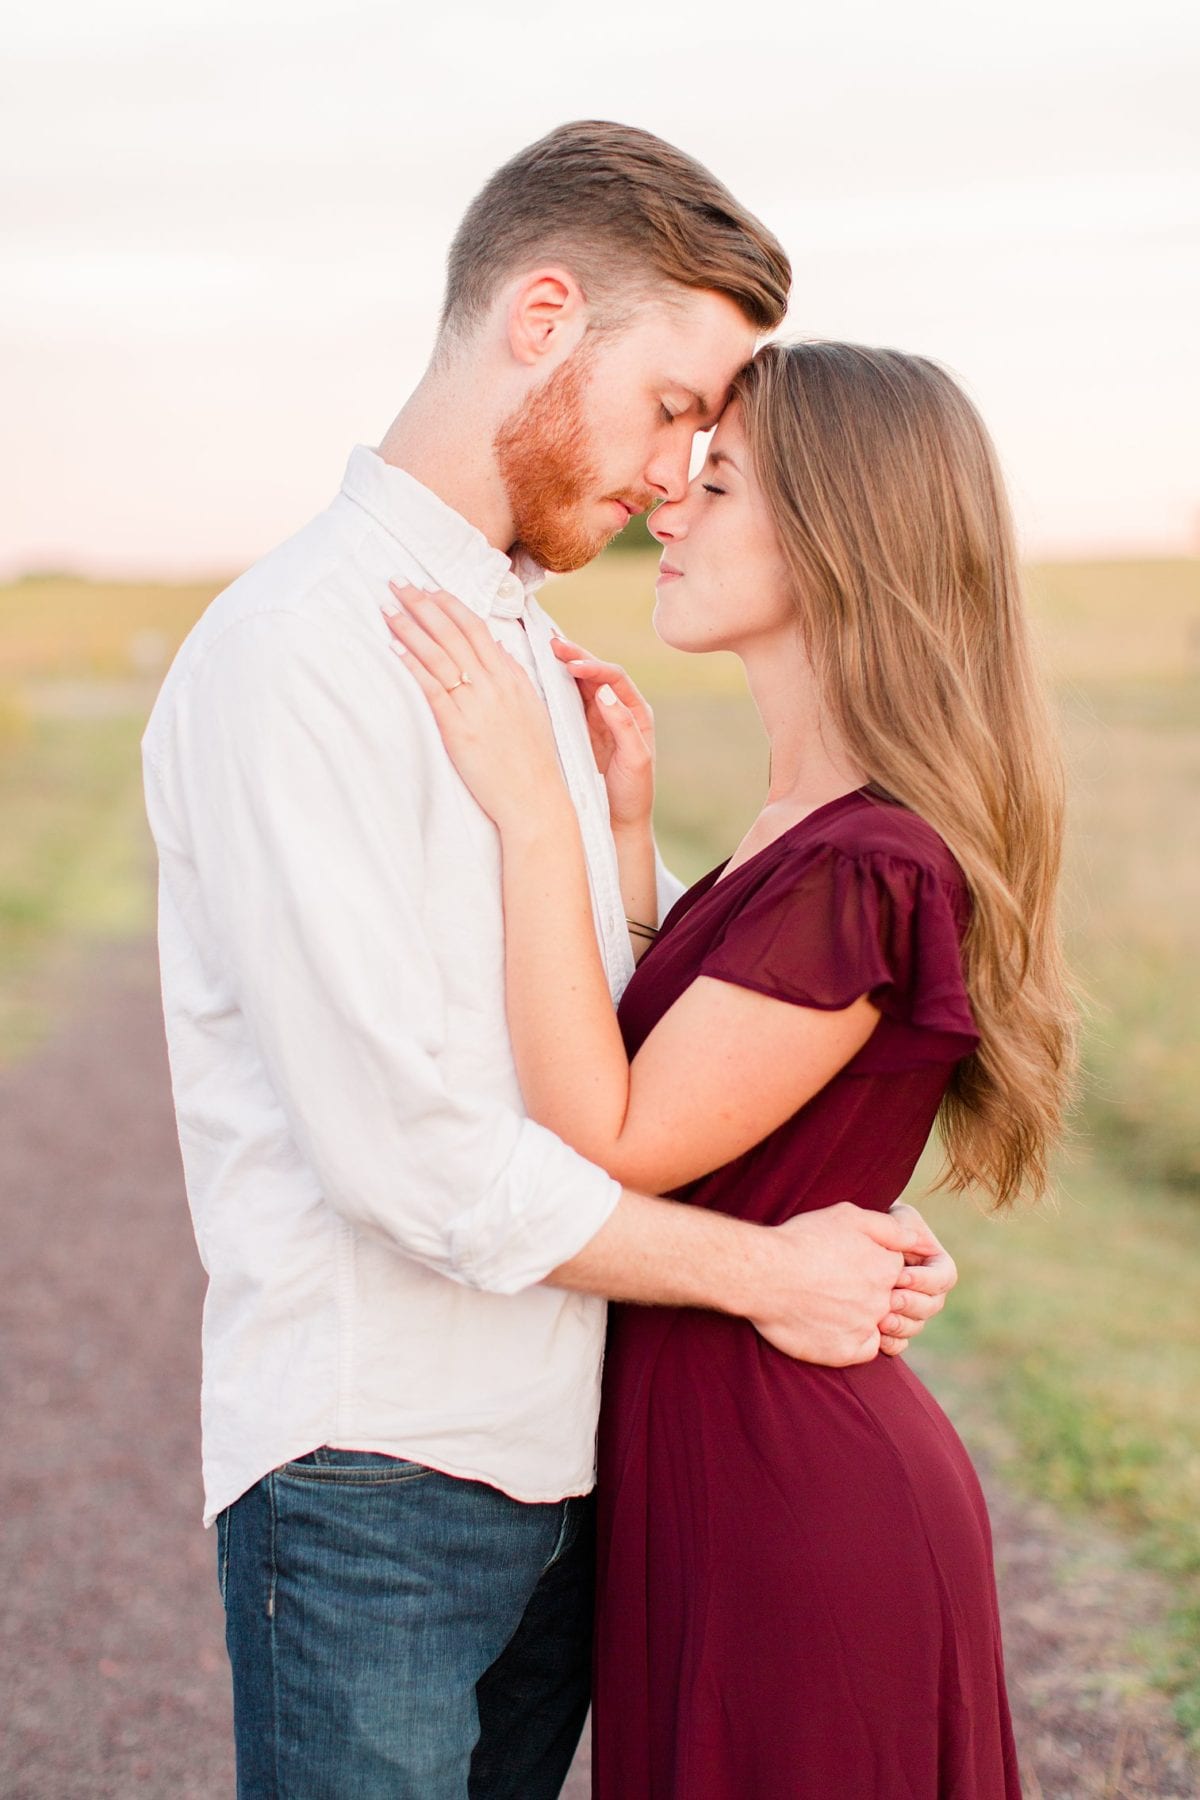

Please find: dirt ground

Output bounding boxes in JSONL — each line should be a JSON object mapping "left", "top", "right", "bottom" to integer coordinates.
{"left": 1, "top": 941, "right": 1196, "bottom": 1799}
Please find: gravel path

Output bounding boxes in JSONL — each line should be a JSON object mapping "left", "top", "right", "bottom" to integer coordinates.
{"left": 1, "top": 942, "right": 1196, "bottom": 1798}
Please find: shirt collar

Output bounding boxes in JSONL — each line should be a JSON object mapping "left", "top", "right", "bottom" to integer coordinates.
{"left": 340, "top": 444, "right": 544, "bottom": 622}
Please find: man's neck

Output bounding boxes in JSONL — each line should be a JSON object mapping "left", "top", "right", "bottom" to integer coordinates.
{"left": 376, "top": 371, "right": 518, "bottom": 556}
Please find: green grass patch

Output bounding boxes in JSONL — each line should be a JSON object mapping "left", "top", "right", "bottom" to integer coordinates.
{"left": 909, "top": 1156, "right": 1200, "bottom": 1732}
{"left": 0, "top": 572, "right": 221, "bottom": 1056}
{"left": 1058, "top": 677, "right": 1200, "bottom": 1194}
{"left": 0, "top": 708, "right": 154, "bottom": 1059}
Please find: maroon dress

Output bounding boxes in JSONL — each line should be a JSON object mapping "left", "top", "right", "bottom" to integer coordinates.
{"left": 593, "top": 789, "right": 1021, "bottom": 1799}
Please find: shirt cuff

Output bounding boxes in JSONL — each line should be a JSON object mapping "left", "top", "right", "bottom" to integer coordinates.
{"left": 654, "top": 843, "right": 687, "bottom": 926}
{"left": 445, "top": 1116, "right": 622, "bottom": 1295}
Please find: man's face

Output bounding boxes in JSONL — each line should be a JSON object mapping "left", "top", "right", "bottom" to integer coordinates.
{"left": 493, "top": 289, "right": 758, "bottom": 573}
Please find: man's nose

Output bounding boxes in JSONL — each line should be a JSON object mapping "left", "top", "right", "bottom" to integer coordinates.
{"left": 645, "top": 436, "right": 693, "bottom": 505}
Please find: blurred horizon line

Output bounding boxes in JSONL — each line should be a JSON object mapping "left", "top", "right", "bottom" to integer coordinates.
{"left": 4, "top": 538, "right": 1197, "bottom": 590}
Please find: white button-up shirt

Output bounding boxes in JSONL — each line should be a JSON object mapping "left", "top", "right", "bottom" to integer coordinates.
{"left": 143, "top": 446, "right": 679, "bottom": 1527}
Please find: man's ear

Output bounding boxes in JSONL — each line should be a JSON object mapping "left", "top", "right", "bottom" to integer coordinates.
{"left": 505, "top": 267, "right": 588, "bottom": 367}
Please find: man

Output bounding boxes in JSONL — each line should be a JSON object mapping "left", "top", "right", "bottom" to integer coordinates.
{"left": 143, "top": 121, "right": 956, "bottom": 1798}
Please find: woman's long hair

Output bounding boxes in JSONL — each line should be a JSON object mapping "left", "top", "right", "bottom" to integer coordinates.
{"left": 733, "top": 342, "right": 1078, "bottom": 1207}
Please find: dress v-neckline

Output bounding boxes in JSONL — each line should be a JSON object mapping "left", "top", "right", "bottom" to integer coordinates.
{"left": 710, "top": 786, "right": 872, "bottom": 890}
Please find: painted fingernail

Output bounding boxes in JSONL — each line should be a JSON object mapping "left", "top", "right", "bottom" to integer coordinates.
{"left": 597, "top": 684, "right": 617, "bottom": 706}
{"left": 389, "top": 639, "right": 408, "bottom": 656}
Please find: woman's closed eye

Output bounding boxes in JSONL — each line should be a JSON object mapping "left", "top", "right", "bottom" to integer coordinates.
{"left": 702, "top": 482, "right": 726, "bottom": 496}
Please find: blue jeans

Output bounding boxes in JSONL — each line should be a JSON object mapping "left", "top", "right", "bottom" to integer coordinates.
{"left": 217, "top": 1448, "right": 594, "bottom": 1799}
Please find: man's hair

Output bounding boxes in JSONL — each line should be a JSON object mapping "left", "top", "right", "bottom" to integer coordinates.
{"left": 440, "top": 120, "right": 791, "bottom": 338}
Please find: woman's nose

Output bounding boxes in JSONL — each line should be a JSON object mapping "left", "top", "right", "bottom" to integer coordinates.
{"left": 648, "top": 502, "right": 685, "bottom": 545}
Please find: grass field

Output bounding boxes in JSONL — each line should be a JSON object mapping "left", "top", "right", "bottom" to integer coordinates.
{"left": 2, "top": 552, "right": 1199, "bottom": 1726}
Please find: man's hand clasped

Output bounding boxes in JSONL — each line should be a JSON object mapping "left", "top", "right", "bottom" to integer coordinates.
{"left": 750, "top": 1200, "right": 955, "bottom": 1366}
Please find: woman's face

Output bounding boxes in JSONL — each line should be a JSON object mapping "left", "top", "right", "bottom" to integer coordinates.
{"left": 648, "top": 400, "right": 796, "bottom": 657}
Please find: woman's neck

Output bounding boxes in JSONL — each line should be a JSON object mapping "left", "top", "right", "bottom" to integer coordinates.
{"left": 742, "top": 631, "right": 865, "bottom": 816}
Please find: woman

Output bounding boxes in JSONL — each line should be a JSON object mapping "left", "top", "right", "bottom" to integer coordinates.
{"left": 384, "top": 342, "right": 1077, "bottom": 1797}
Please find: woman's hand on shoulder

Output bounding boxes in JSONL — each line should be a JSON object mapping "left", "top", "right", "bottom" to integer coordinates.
{"left": 550, "top": 635, "right": 655, "bottom": 831}
{"left": 383, "top": 584, "right": 566, "bottom": 834}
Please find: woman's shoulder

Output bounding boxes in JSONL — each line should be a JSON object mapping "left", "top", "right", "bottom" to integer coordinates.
{"left": 795, "top": 789, "right": 967, "bottom": 894}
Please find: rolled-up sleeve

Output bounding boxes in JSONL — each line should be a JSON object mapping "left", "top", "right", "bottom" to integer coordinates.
{"left": 144, "top": 609, "right": 621, "bottom": 1295}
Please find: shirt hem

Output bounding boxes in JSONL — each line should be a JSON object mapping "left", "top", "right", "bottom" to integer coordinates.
{"left": 202, "top": 1441, "right": 598, "bottom": 1529}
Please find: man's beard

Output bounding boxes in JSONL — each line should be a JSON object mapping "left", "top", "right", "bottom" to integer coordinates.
{"left": 493, "top": 345, "right": 620, "bottom": 574}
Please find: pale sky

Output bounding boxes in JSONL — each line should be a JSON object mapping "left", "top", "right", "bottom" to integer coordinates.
{"left": 2, "top": 0, "right": 1198, "bottom": 576}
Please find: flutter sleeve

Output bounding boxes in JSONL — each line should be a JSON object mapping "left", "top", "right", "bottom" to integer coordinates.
{"left": 698, "top": 843, "right": 980, "bottom": 1069}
